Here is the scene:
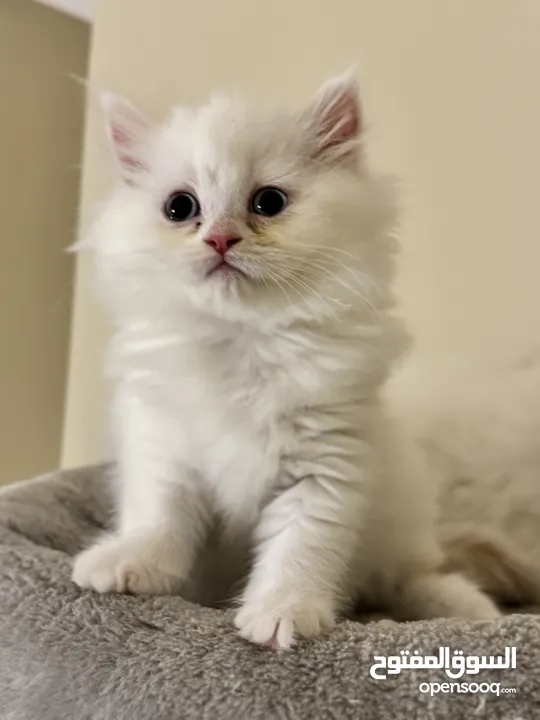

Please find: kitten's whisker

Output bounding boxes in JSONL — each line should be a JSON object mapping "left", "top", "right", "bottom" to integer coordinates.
{"left": 296, "top": 244, "right": 369, "bottom": 262}
{"left": 281, "top": 266, "right": 372, "bottom": 316}
{"left": 286, "top": 247, "right": 387, "bottom": 291}
{"left": 260, "top": 254, "right": 380, "bottom": 317}
{"left": 254, "top": 247, "right": 382, "bottom": 286}
{"left": 264, "top": 268, "right": 302, "bottom": 309}
{"left": 270, "top": 266, "right": 341, "bottom": 322}
{"left": 281, "top": 262, "right": 380, "bottom": 315}
{"left": 265, "top": 266, "right": 319, "bottom": 315}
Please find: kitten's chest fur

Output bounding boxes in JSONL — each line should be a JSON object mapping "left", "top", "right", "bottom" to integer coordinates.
{"left": 121, "top": 318, "right": 360, "bottom": 516}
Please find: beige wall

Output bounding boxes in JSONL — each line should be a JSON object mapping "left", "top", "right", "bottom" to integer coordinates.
{"left": 1, "top": 0, "right": 89, "bottom": 482}
{"left": 62, "top": 0, "right": 540, "bottom": 467}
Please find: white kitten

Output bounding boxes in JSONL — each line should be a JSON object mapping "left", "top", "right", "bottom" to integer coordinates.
{"left": 389, "top": 351, "right": 540, "bottom": 607}
{"left": 72, "top": 73, "right": 498, "bottom": 648}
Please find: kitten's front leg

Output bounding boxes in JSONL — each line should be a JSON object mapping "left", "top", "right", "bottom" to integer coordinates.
{"left": 73, "top": 457, "right": 209, "bottom": 596}
{"left": 235, "top": 460, "right": 365, "bottom": 649}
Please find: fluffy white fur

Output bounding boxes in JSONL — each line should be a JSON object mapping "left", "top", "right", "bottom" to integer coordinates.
{"left": 72, "top": 73, "right": 498, "bottom": 648}
{"left": 388, "top": 350, "right": 540, "bottom": 607}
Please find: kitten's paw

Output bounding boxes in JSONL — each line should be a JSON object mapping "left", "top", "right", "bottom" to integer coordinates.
{"left": 72, "top": 535, "right": 183, "bottom": 595}
{"left": 396, "top": 572, "right": 501, "bottom": 621}
{"left": 235, "top": 593, "right": 335, "bottom": 649}
{"left": 448, "top": 585, "right": 501, "bottom": 621}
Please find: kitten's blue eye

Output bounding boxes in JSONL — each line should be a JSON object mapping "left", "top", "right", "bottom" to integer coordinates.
{"left": 164, "top": 191, "right": 200, "bottom": 222}
{"left": 251, "top": 187, "right": 288, "bottom": 217}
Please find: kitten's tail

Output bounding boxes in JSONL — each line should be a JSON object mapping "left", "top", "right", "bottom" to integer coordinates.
{"left": 441, "top": 531, "right": 540, "bottom": 606}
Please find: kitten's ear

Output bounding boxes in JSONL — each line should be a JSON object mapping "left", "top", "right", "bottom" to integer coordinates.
{"left": 101, "top": 92, "right": 151, "bottom": 184}
{"left": 303, "top": 70, "right": 362, "bottom": 168}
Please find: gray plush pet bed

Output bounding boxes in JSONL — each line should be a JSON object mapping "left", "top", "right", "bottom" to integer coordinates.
{"left": 1, "top": 465, "right": 539, "bottom": 720}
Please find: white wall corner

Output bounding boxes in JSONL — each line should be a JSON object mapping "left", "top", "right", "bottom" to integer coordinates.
{"left": 34, "top": 0, "right": 95, "bottom": 23}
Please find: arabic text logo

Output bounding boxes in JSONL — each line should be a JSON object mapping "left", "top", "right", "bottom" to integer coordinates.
{"left": 369, "top": 646, "right": 517, "bottom": 681}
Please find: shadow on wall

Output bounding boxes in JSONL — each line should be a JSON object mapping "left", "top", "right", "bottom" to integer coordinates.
{"left": 0, "top": 0, "right": 90, "bottom": 483}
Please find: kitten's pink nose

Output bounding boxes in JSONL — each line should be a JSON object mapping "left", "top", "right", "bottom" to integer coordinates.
{"left": 204, "top": 233, "right": 241, "bottom": 255}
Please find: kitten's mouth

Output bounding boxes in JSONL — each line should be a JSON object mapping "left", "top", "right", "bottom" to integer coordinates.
{"left": 206, "top": 258, "right": 246, "bottom": 279}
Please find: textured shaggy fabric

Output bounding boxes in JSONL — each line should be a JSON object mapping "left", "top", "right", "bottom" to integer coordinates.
{"left": 0, "top": 466, "right": 539, "bottom": 719}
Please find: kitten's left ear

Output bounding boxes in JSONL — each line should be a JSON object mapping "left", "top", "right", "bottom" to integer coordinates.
{"left": 303, "top": 70, "right": 362, "bottom": 168}
{"left": 101, "top": 92, "right": 152, "bottom": 184}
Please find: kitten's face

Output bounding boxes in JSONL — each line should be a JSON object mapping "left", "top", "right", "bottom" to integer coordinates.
{"left": 95, "top": 73, "right": 388, "bottom": 321}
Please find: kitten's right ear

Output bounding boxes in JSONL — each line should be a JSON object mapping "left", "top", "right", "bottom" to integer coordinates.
{"left": 302, "top": 70, "right": 362, "bottom": 168}
{"left": 101, "top": 93, "right": 151, "bottom": 184}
